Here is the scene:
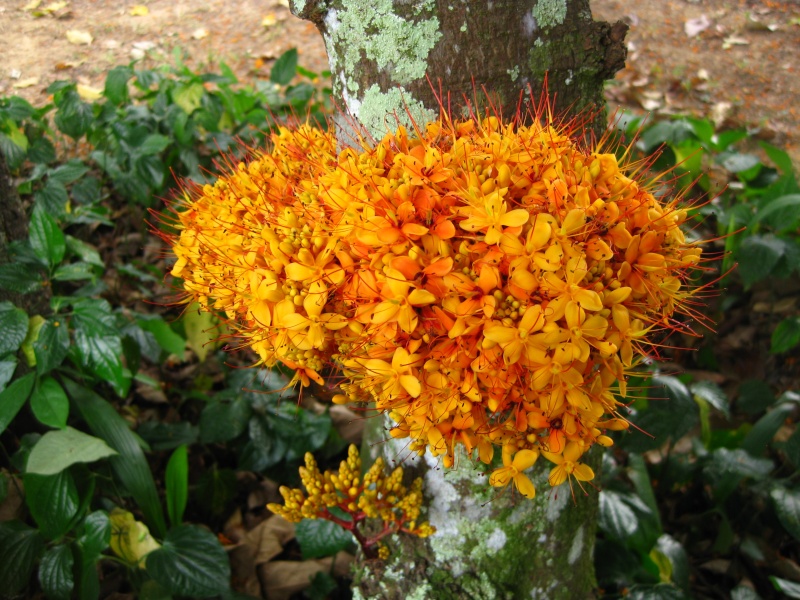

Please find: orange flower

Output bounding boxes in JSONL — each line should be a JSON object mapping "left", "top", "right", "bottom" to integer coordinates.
{"left": 489, "top": 445, "right": 538, "bottom": 499}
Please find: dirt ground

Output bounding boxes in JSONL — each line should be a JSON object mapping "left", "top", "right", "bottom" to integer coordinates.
{"left": 1, "top": 0, "right": 799, "bottom": 162}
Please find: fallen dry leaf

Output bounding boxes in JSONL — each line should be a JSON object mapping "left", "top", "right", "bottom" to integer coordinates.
{"left": 22, "top": 0, "right": 42, "bottom": 11}
{"left": 0, "top": 471, "right": 24, "bottom": 522}
{"left": 260, "top": 553, "right": 353, "bottom": 600}
{"left": 13, "top": 77, "right": 39, "bottom": 89}
{"left": 66, "top": 29, "right": 93, "bottom": 45}
{"left": 262, "top": 13, "right": 277, "bottom": 27}
{"left": 129, "top": 5, "right": 149, "bottom": 16}
{"left": 192, "top": 28, "right": 208, "bottom": 40}
{"left": 77, "top": 83, "right": 103, "bottom": 101}
{"left": 722, "top": 35, "right": 749, "bottom": 50}
{"left": 685, "top": 15, "right": 712, "bottom": 38}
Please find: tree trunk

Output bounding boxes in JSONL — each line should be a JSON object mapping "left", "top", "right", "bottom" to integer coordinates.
{"left": 289, "top": 1, "right": 626, "bottom": 597}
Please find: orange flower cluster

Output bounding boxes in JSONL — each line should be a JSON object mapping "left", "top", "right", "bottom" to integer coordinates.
{"left": 169, "top": 113, "right": 701, "bottom": 498}
{"left": 267, "top": 445, "right": 434, "bottom": 558}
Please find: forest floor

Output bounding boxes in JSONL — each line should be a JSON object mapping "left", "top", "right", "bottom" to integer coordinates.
{"left": 1, "top": 0, "right": 799, "bottom": 161}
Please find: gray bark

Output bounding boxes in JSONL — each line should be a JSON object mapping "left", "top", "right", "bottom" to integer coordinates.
{"left": 289, "top": 1, "right": 626, "bottom": 597}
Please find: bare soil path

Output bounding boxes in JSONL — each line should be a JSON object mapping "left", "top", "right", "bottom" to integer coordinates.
{"left": 1, "top": 0, "right": 799, "bottom": 161}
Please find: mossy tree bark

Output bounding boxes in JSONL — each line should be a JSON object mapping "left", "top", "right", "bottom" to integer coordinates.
{"left": 290, "top": 1, "right": 626, "bottom": 597}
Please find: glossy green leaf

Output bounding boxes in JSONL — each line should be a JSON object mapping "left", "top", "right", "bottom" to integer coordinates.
{"left": 0, "top": 357, "right": 17, "bottom": 392}
{"left": 705, "top": 448, "right": 774, "bottom": 480}
{"left": 137, "top": 317, "right": 186, "bottom": 357}
{"left": 691, "top": 380, "right": 730, "bottom": 419}
{"left": 730, "top": 585, "right": 762, "bottom": 600}
{"left": 0, "top": 520, "right": 44, "bottom": 597}
{"left": 627, "top": 584, "right": 687, "bottom": 600}
{"left": 71, "top": 298, "right": 128, "bottom": 396}
{"left": 34, "top": 178, "right": 69, "bottom": 216}
{"left": 736, "top": 379, "right": 775, "bottom": 415}
{"left": 38, "top": 543, "right": 75, "bottom": 600}
{"left": 752, "top": 194, "right": 800, "bottom": 232}
{"left": 270, "top": 48, "right": 298, "bottom": 86}
{"left": 49, "top": 160, "right": 89, "bottom": 185}
{"left": 295, "top": 518, "right": 354, "bottom": 559}
{"left": 741, "top": 402, "right": 795, "bottom": 456}
{"left": 627, "top": 454, "right": 661, "bottom": 525}
{"left": 27, "top": 426, "right": 117, "bottom": 475}
{"left": 65, "top": 378, "right": 166, "bottom": 537}
{"left": 771, "top": 576, "right": 800, "bottom": 599}
{"left": 78, "top": 510, "right": 111, "bottom": 559}
{"left": 771, "top": 317, "right": 800, "bottom": 354}
{"left": 737, "top": 235, "right": 787, "bottom": 288}
{"left": 53, "top": 94, "right": 93, "bottom": 140}
{"left": 599, "top": 490, "right": 638, "bottom": 541}
{"left": 65, "top": 236, "right": 103, "bottom": 267}
{"left": 771, "top": 487, "right": 800, "bottom": 541}
{"left": 0, "top": 301, "right": 28, "bottom": 356}
{"left": 165, "top": 445, "right": 188, "bottom": 527}
{"left": 28, "top": 208, "right": 67, "bottom": 268}
{"left": 138, "top": 134, "right": 171, "bottom": 156}
{"left": 0, "top": 262, "right": 44, "bottom": 294}
{"left": 199, "top": 398, "right": 251, "bottom": 444}
{"left": 145, "top": 525, "right": 230, "bottom": 597}
{"left": 30, "top": 376, "right": 69, "bottom": 429}
{"left": 24, "top": 471, "right": 79, "bottom": 540}
{"left": 104, "top": 65, "right": 133, "bottom": 106}
{"left": 655, "top": 535, "right": 689, "bottom": 591}
{"left": 33, "top": 318, "right": 71, "bottom": 375}
{"left": 0, "top": 371, "right": 36, "bottom": 435}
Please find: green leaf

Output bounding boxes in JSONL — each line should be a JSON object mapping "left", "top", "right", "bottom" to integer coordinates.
{"left": 65, "top": 379, "right": 166, "bottom": 537}
{"left": 137, "top": 421, "right": 198, "bottom": 451}
{"left": 741, "top": 402, "right": 795, "bottom": 456}
{"left": 784, "top": 429, "right": 800, "bottom": 468}
{"left": 0, "top": 357, "right": 17, "bottom": 392}
{"left": 0, "top": 131, "right": 27, "bottom": 170}
{"left": 771, "top": 487, "right": 800, "bottom": 541}
{"left": 771, "top": 576, "right": 800, "bottom": 599}
{"left": 65, "top": 236, "right": 103, "bottom": 267}
{"left": 71, "top": 299, "right": 129, "bottom": 396}
{"left": 295, "top": 519, "right": 354, "bottom": 559}
{"left": 270, "top": 48, "right": 298, "bottom": 85}
{"left": 752, "top": 194, "right": 800, "bottom": 233}
{"left": 30, "top": 376, "right": 69, "bottom": 429}
{"left": 0, "top": 301, "right": 29, "bottom": 355}
{"left": 104, "top": 66, "right": 133, "bottom": 106}
{"left": 620, "top": 376, "right": 698, "bottom": 452}
{"left": 654, "top": 535, "right": 689, "bottom": 591}
{"left": 731, "top": 585, "right": 763, "bottom": 600}
{"left": 53, "top": 262, "right": 96, "bottom": 282}
{"left": 627, "top": 454, "right": 661, "bottom": 526}
{"left": 691, "top": 380, "right": 730, "bottom": 418}
{"left": 35, "top": 179, "right": 69, "bottom": 216}
{"left": 598, "top": 490, "right": 639, "bottom": 541}
{"left": 27, "top": 426, "right": 117, "bottom": 475}
{"left": 137, "top": 317, "right": 186, "bottom": 357}
{"left": 78, "top": 510, "right": 111, "bottom": 559}
{"left": 24, "top": 471, "right": 79, "bottom": 540}
{"left": 33, "top": 318, "right": 71, "bottom": 375}
{"left": 171, "top": 82, "right": 205, "bottom": 115}
{"left": 54, "top": 94, "right": 93, "bottom": 140}
{"left": 145, "top": 525, "right": 230, "bottom": 597}
{"left": 736, "top": 379, "right": 775, "bottom": 415}
{"left": 196, "top": 468, "right": 237, "bottom": 518}
{"left": 199, "top": 398, "right": 251, "bottom": 443}
{"left": 49, "top": 160, "right": 90, "bottom": 185}
{"left": 138, "top": 134, "right": 171, "bottom": 156}
{"left": 27, "top": 136, "right": 56, "bottom": 165}
{"left": 627, "top": 584, "right": 687, "bottom": 600}
{"left": 0, "top": 520, "right": 44, "bottom": 597}
{"left": 30, "top": 207, "right": 66, "bottom": 267}
{"left": 721, "top": 153, "right": 761, "bottom": 173}
{"left": 165, "top": 445, "right": 188, "bottom": 527}
{"left": 737, "top": 235, "right": 787, "bottom": 288}
{"left": 0, "top": 371, "right": 36, "bottom": 435}
{"left": 38, "top": 543, "right": 75, "bottom": 600}
{"left": 705, "top": 448, "right": 774, "bottom": 480}
{"left": 0, "top": 262, "right": 44, "bottom": 294}
{"left": 183, "top": 306, "right": 221, "bottom": 362}
{"left": 772, "top": 317, "right": 800, "bottom": 354}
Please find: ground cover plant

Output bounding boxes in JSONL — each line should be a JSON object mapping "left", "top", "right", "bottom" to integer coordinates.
{"left": 0, "top": 49, "right": 799, "bottom": 600}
